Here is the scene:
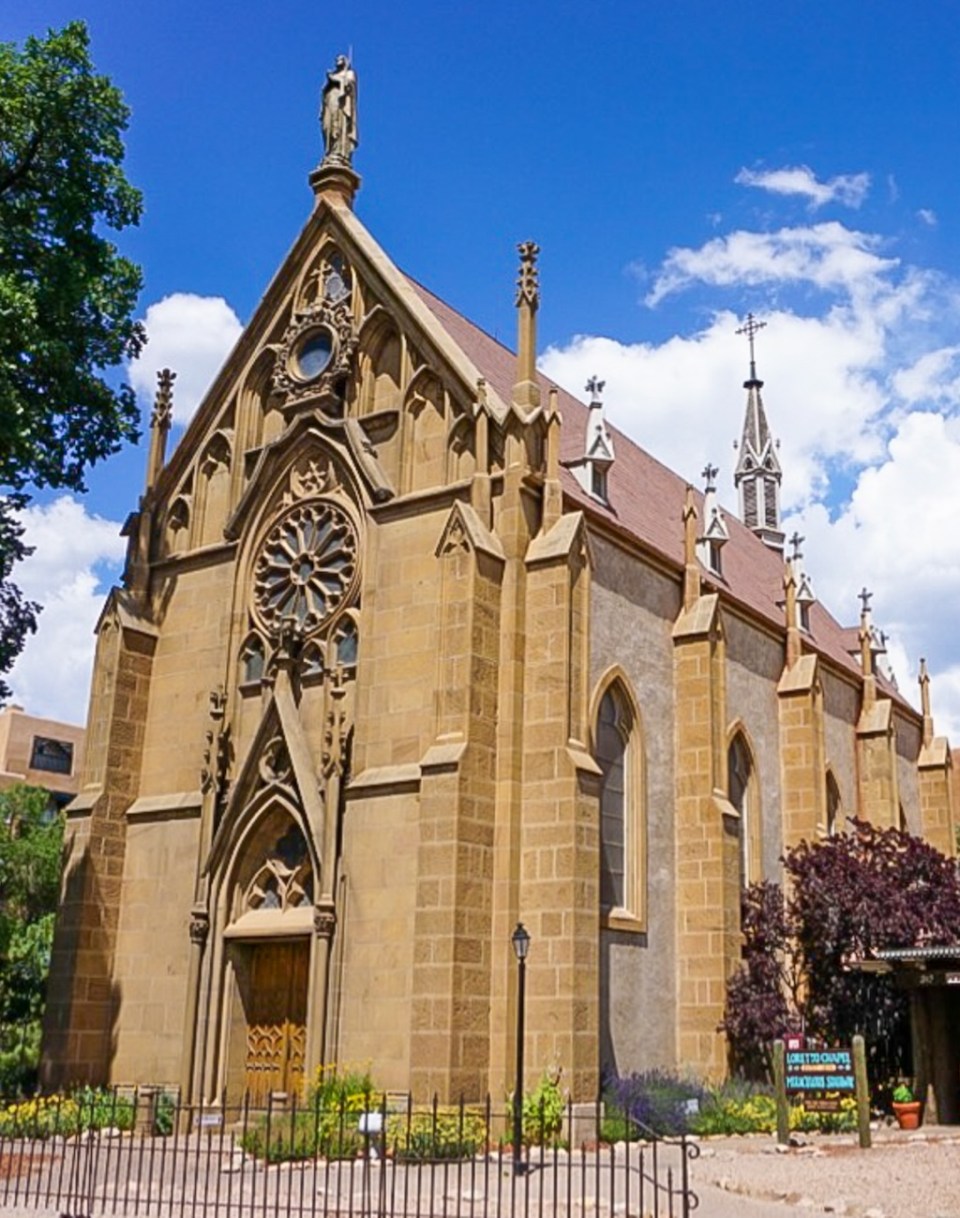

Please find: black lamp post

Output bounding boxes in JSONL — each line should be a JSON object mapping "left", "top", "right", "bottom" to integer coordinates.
{"left": 511, "top": 921, "right": 531, "bottom": 1176}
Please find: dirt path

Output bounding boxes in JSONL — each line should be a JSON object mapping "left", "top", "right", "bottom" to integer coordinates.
{"left": 690, "top": 1125, "right": 960, "bottom": 1217}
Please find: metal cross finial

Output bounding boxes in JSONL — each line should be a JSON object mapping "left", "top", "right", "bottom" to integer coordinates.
{"left": 788, "top": 531, "right": 804, "bottom": 562}
{"left": 858, "top": 586, "right": 872, "bottom": 614}
{"left": 736, "top": 312, "right": 767, "bottom": 381}
{"left": 585, "top": 376, "right": 605, "bottom": 401}
{"left": 701, "top": 462, "right": 718, "bottom": 490}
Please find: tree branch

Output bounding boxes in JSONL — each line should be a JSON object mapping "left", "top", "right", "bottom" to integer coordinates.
{"left": 0, "top": 128, "right": 44, "bottom": 199}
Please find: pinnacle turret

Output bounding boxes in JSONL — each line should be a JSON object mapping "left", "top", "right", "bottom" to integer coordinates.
{"left": 733, "top": 314, "right": 784, "bottom": 553}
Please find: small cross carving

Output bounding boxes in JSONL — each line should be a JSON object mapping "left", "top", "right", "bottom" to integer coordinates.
{"left": 701, "top": 463, "right": 718, "bottom": 490}
{"left": 585, "top": 376, "right": 605, "bottom": 400}
{"left": 789, "top": 531, "right": 804, "bottom": 561}
{"left": 858, "top": 586, "right": 872, "bottom": 614}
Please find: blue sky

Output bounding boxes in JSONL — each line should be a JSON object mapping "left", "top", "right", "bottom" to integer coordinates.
{"left": 9, "top": 1, "right": 960, "bottom": 738}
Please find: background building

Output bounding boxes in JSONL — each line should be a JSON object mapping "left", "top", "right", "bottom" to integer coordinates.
{"left": 0, "top": 706, "right": 84, "bottom": 811}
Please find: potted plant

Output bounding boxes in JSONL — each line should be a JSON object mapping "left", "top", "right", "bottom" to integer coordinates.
{"left": 891, "top": 1083, "right": 922, "bottom": 1130}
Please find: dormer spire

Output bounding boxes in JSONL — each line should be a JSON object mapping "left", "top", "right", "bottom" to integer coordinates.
{"left": 146, "top": 368, "right": 175, "bottom": 494}
{"left": 858, "top": 586, "right": 876, "bottom": 707}
{"left": 513, "top": 240, "right": 540, "bottom": 412}
{"left": 733, "top": 313, "right": 784, "bottom": 554}
{"left": 789, "top": 530, "right": 816, "bottom": 627}
{"left": 697, "top": 461, "right": 729, "bottom": 576}
{"left": 682, "top": 486, "right": 700, "bottom": 609}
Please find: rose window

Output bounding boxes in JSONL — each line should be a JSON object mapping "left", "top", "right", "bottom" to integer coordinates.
{"left": 253, "top": 502, "right": 358, "bottom": 635}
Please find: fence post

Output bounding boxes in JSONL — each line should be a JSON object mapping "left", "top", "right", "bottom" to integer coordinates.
{"left": 772, "top": 1039, "right": 790, "bottom": 1145}
{"left": 135, "top": 1085, "right": 159, "bottom": 1136}
{"left": 853, "top": 1034, "right": 871, "bottom": 1149}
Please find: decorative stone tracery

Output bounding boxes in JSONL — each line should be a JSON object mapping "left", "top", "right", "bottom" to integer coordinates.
{"left": 253, "top": 501, "right": 358, "bottom": 638}
{"left": 240, "top": 823, "right": 314, "bottom": 915}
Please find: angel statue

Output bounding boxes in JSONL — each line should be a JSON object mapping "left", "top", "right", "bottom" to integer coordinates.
{"left": 320, "top": 54, "right": 358, "bottom": 165}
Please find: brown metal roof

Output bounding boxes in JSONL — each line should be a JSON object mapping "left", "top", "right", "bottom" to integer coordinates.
{"left": 405, "top": 275, "right": 915, "bottom": 713}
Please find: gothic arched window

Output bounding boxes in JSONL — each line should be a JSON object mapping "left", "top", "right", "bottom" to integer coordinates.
{"left": 826, "top": 772, "right": 842, "bottom": 836}
{"left": 240, "top": 634, "right": 266, "bottom": 687}
{"left": 596, "top": 683, "right": 643, "bottom": 923}
{"left": 728, "top": 732, "right": 760, "bottom": 888}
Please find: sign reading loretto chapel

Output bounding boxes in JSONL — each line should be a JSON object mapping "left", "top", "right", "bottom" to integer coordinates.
{"left": 785, "top": 1046, "right": 856, "bottom": 1113}
{"left": 773, "top": 1035, "right": 871, "bottom": 1148}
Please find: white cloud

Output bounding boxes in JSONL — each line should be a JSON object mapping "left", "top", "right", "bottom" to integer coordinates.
{"left": 918, "top": 208, "right": 938, "bottom": 227}
{"left": 646, "top": 222, "right": 897, "bottom": 306}
{"left": 544, "top": 209, "right": 960, "bottom": 747}
{"left": 6, "top": 497, "right": 125, "bottom": 725}
{"left": 128, "top": 293, "right": 243, "bottom": 424}
{"left": 542, "top": 305, "right": 887, "bottom": 514}
{"left": 736, "top": 165, "right": 871, "bottom": 210}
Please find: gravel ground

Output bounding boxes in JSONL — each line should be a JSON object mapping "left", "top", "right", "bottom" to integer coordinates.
{"left": 690, "top": 1124, "right": 960, "bottom": 1217}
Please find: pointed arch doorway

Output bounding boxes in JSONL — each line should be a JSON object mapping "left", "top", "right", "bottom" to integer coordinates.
{"left": 220, "top": 813, "right": 318, "bottom": 1105}
{"left": 233, "top": 939, "right": 309, "bottom": 1104}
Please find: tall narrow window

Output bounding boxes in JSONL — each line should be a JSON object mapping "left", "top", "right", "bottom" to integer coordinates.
{"left": 728, "top": 733, "right": 760, "bottom": 887}
{"left": 596, "top": 683, "right": 643, "bottom": 921}
{"left": 826, "top": 772, "right": 841, "bottom": 836}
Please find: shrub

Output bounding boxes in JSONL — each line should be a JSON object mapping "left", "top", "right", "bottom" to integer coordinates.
{"left": 521, "top": 1068, "right": 565, "bottom": 1146}
{"left": 603, "top": 1070, "right": 706, "bottom": 1138}
{"left": 238, "top": 1108, "right": 363, "bottom": 1163}
{"left": 0, "top": 1087, "right": 134, "bottom": 1138}
{"left": 387, "top": 1107, "right": 487, "bottom": 1161}
{"left": 690, "top": 1082, "right": 857, "bottom": 1136}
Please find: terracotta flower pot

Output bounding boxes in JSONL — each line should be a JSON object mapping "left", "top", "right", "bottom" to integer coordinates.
{"left": 892, "top": 1100, "right": 922, "bottom": 1130}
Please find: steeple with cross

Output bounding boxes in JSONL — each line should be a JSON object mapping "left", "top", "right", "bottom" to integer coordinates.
{"left": 732, "top": 312, "right": 784, "bottom": 553}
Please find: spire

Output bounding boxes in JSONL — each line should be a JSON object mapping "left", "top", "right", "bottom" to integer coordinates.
{"left": 789, "top": 530, "right": 816, "bottom": 625}
{"left": 783, "top": 555, "right": 801, "bottom": 668}
{"left": 145, "top": 368, "right": 175, "bottom": 494}
{"left": 542, "top": 385, "right": 563, "bottom": 530}
{"left": 682, "top": 486, "right": 700, "bottom": 609}
{"left": 696, "top": 462, "right": 729, "bottom": 575}
{"left": 571, "top": 376, "right": 614, "bottom": 500}
{"left": 919, "top": 658, "right": 934, "bottom": 748}
{"left": 733, "top": 313, "right": 784, "bottom": 553}
{"left": 513, "top": 241, "right": 540, "bottom": 412}
{"left": 858, "top": 586, "right": 877, "bottom": 707}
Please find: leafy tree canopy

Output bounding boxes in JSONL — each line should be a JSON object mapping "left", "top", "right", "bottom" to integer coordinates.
{"left": 0, "top": 21, "right": 144, "bottom": 695}
{"left": 0, "top": 784, "right": 65, "bottom": 1091}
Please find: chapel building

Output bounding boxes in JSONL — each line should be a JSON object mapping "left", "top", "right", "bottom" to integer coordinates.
{"left": 41, "top": 75, "right": 957, "bottom": 1105}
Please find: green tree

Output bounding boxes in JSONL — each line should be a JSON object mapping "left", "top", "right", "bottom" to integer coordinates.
{"left": 0, "top": 784, "right": 64, "bottom": 1092}
{"left": 0, "top": 21, "right": 144, "bottom": 696}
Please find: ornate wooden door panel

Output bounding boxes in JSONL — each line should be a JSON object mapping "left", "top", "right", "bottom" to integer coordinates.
{"left": 244, "top": 941, "right": 309, "bottom": 1103}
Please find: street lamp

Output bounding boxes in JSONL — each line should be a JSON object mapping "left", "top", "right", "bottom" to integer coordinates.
{"left": 511, "top": 922, "right": 531, "bottom": 1175}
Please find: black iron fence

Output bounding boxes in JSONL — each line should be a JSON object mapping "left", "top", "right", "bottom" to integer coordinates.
{"left": 0, "top": 1090, "right": 698, "bottom": 1218}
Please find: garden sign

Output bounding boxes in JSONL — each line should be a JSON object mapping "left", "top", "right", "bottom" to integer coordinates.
{"left": 772, "top": 1033, "right": 871, "bottom": 1148}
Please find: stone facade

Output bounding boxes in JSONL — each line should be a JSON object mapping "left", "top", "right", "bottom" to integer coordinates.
{"left": 42, "top": 146, "right": 957, "bottom": 1103}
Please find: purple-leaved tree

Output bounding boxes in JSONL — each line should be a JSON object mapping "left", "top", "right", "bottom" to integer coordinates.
{"left": 724, "top": 820, "right": 960, "bottom": 1085}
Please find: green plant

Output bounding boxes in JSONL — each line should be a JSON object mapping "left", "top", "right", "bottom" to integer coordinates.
{"left": 604, "top": 1070, "right": 705, "bottom": 1138}
{"left": 387, "top": 1108, "right": 487, "bottom": 1161}
{"left": 689, "top": 1082, "right": 857, "bottom": 1136}
{"left": 892, "top": 1083, "right": 915, "bottom": 1104}
{"left": 0, "top": 1087, "right": 134, "bottom": 1138}
{"left": 521, "top": 1068, "right": 565, "bottom": 1145}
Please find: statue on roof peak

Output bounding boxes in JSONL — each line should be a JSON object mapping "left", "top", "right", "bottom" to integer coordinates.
{"left": 320, "top": 54, "right": 358, "bottom": 166}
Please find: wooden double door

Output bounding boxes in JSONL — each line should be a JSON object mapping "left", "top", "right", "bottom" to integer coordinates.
{"left": 243, "top": 940, "right": 309, "bottom": 1104}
